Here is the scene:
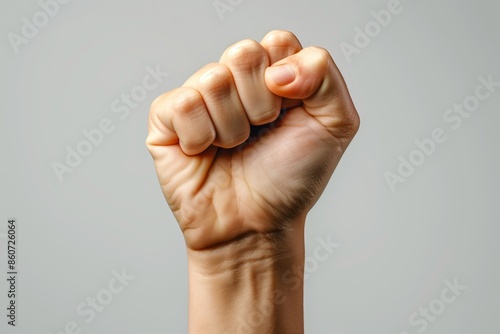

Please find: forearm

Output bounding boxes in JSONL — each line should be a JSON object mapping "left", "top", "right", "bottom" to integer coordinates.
{"left": 186, "top": 220, "right": 306, "bottom": 334}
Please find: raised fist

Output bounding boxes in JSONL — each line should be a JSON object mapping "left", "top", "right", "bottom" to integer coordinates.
{"left": 146, "top": 29, "right": 359, "bottom": 333}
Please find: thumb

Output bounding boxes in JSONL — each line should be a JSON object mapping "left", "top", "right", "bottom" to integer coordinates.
{"left": 264, "top": 46, "right": 360, "bottom": 143}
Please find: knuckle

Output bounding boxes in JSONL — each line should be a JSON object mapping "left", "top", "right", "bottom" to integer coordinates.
{"left": 171, "top": 87, "right": 203, "bottom": 116}
{"left": 346, "top": 109, "right": 361, "bottom": 136}
{"left": 263, "top": 30, "right": 299, "bottom": 47}
{"left": 147, "top": 93, "right": 169, "bottom": 136}
{"left": 307, "top": 46, "right": 331, "bottom": 66}
{"left": 227, "top": 39, "right": 261, "bottom": 57}
{"left": 199, "top": 63, "right": 232, "bottom": 91}
{"left": 339, "top": 106, "right": 361, "bottom": 140}
{"left": 149, "top": 93, "right": 165, "bottom": 114}
{"left": 225, "top": 39, "right": 267, "bottom": 69}
{"left": 351, "top": 109, "right": 361, "bottom": 134}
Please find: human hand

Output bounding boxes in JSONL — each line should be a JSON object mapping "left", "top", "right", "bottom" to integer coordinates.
{"left": 147, "top": 30, "right": 359, "bottom": 250}
{"left": 146, "top": 30, "right": 359, "bottom": 333}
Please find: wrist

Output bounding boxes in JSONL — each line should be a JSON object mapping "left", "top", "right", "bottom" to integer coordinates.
{"left": 186, "top": 219, "right": 306, "bottom": 334}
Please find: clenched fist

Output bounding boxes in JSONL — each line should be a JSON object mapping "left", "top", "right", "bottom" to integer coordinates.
{"left": 147, "top": 30, "right": 359, "bottom": 333}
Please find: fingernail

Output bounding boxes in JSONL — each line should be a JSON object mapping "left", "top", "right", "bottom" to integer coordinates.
{"left": 267, "top": 64, "right": 296, "bottom": 86}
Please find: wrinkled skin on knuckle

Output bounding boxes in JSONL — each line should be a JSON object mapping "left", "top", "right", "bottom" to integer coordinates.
{"left": 224, "top": 39, "right": 268, "bottom": 72}
{"left": 199, "top": 63, "right": 233, "bottom": 95}
{"left": 265, "top": 30, "right": 298, "bottom": 44}
{"left": 171, "top": 87, "right": 201, "bottom": 115}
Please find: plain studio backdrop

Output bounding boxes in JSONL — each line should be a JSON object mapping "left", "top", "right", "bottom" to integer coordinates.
{"left": 1, "top": 0, "right": 499, "bottom": 333}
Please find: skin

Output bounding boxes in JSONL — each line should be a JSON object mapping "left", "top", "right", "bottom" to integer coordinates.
{"left": 147, "top": 30, "right": 360, "bottom": 333}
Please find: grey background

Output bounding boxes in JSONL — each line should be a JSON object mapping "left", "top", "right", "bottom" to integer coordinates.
{"left": 2, "top": 0, "right": 499, "bottom": 333}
